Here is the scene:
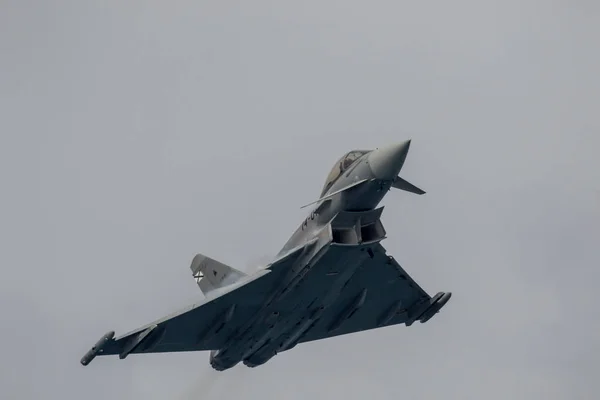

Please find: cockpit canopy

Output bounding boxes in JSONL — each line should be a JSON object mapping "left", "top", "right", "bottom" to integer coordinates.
{"left": 320, "top": 150, "right": 370, "bottom": 196}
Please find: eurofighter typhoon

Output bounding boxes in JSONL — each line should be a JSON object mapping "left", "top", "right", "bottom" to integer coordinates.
{"left": 81, "top": 140, "right": 451, "bottom": 371}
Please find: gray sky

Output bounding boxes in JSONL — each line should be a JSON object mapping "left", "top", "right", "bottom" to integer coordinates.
{"left": 1, "top": 1, "right": 599, "bottom": 399}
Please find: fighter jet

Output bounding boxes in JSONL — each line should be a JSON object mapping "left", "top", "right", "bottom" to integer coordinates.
{"left": 81, "top": 140, "right": 451, "bottom": 371}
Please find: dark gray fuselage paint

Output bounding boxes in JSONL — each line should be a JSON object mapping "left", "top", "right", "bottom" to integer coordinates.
{"left": 209, "top": 150, "right": 398, "bottom": 370}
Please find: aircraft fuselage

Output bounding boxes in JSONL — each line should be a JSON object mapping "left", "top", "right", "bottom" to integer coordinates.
{"left": 209, "top": 142, "right": 411, "bottom": 370}
{"left": 79, "top": 140, "right": 451, "bottom": 371}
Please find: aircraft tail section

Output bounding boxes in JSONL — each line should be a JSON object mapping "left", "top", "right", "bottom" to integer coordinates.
{"left": 190, "top": 253, "right": 247, "bottom": 296}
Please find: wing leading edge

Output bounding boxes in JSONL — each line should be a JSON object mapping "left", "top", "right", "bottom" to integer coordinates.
{"left": 295, "top": 242, "right": 451, "bottom": 345}
{"left": 80, "top": 244, "right": 308, "bottom": 366}
{"left": 81, "top": 227, "right": 451, "bottom": 365}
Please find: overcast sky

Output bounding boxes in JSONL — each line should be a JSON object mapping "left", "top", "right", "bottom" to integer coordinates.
{"left": 1, "top": 1, "right": 599, "bottom": 399}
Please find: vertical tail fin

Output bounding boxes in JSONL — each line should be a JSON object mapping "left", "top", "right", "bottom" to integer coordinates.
{"left": 190, "top": 253, "right": 247, "bottom": 295}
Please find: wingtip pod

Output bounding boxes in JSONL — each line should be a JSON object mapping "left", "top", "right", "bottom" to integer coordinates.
{"left": 418, "top": 292, "right": 452, "bottom": 324}
{"left": 80, "top": 331, "right": 115, "bottom": 366}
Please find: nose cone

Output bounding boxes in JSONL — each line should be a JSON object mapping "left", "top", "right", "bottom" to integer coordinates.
{"left": 368, "top": 140, "right": 411, "bottom": 180}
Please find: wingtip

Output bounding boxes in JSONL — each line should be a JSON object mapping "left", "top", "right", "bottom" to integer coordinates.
{"left": 80, "top": 330, "right": 115, "bottom": 366}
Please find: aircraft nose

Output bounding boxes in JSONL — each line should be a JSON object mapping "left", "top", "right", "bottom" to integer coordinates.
{"left": 368, "top": 140, "right": 411, "bottom": 180}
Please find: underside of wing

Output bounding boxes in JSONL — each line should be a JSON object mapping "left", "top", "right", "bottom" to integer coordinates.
{"left": 80, "top": 245, "right": 307, "bottom": 365}
{"left": 296, "top": 242, "right": 451, "bottom": 345}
